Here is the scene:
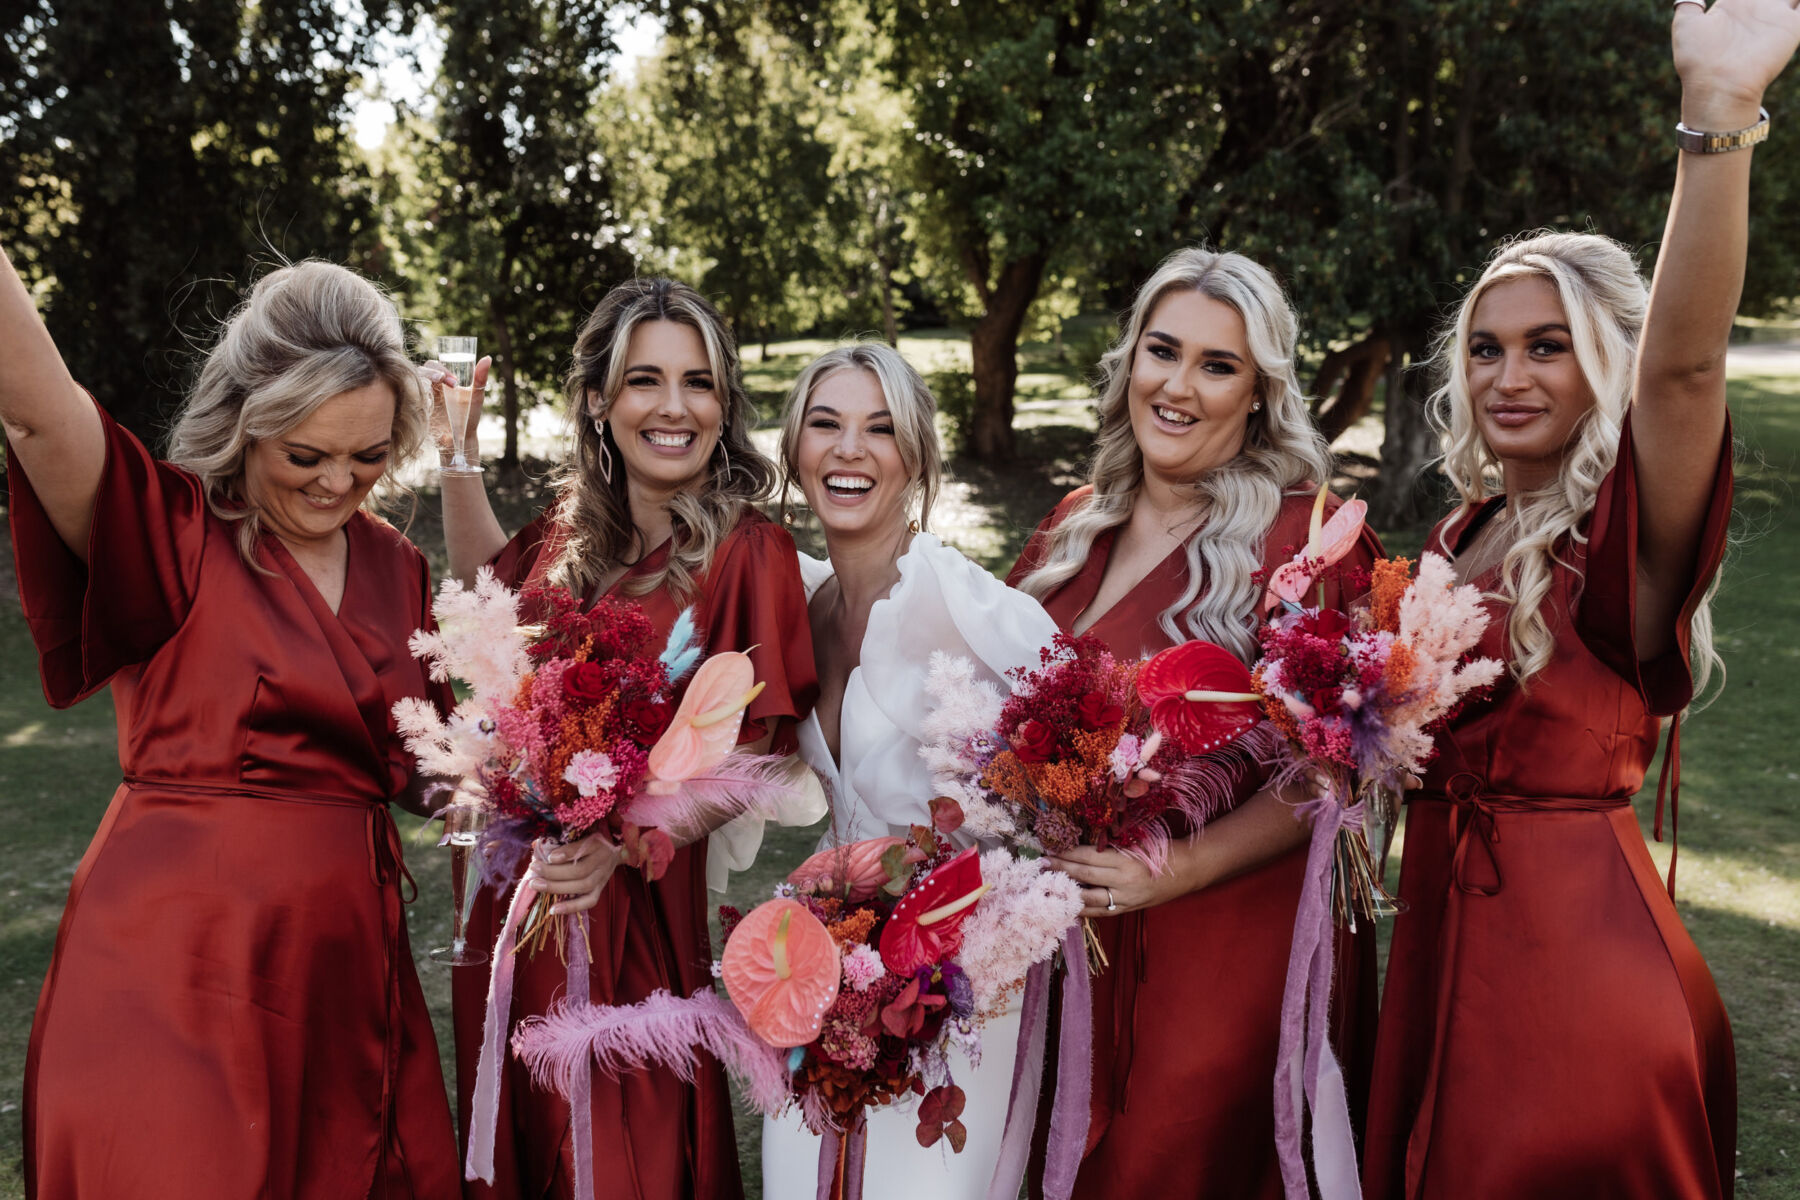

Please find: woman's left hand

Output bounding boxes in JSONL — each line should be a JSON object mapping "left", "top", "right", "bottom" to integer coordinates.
{"left": 1674, "top": 0, "right": 1800, "bottom": 122}
{"left": 1048, "top": 845, "right": 1191, "bottom": 918}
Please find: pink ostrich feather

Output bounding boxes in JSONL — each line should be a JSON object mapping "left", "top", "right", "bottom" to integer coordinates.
{"left": 512, "top": 987, "right": 793, "bottom": 1115}
{"left": 617, "top": 753, "right": 798, "bottom": 838}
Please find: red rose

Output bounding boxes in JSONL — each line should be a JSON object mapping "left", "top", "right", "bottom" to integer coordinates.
{"left": 1298, "top": 608, "right": 1351, "bottom": 640}
{"left": 624, "top": 697, "right": 674, "bottom": 740}
{"left": 562, "top": 661, "right": 609, "bottom": 705}
{"left": 1075, "top": 690, "right": 1123, "bottom": 730}
{"left": 1013, "top": 719, "right": 1060, "bottom": 764}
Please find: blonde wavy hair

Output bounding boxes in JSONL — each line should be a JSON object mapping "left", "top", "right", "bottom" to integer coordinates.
{"left": 1015, "top": 246, "right": 1331, "bottom": 660}
{"left": 549, "top": 277, "right": 776, "bottom": 601}
{"left": 777, "top": 341, "right": 943, "bottom": 532}
{"left": 165, "top": 259, "right": 426, "bottom": 567}
{"left": 1429, "top": 229, "right": 1720, "bottom": 694}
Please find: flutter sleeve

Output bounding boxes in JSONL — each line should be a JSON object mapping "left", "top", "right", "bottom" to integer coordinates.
{"left": 851, "top": 534, "right": 1061, "bottom": 842}
{"left": 1577, "top": 411, "right": 1733, "bottom": 716}
{"left": 699, "top": 513, "right": 819, "bottom": 754}
{"left": 486, "top": 510, "right": 558, "bottom": 591}
{"left": 7, "top": 398, "right": 208, "bottom": 707}
{"left": 701, "top": 513, "right": 825, "bottom": 890}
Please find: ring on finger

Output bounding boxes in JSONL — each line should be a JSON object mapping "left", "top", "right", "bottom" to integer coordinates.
{"left": 1671, "top": 0, "right": 1705, "bottom": 8}
{"left": 1105, "top": 886, "right": 1118, "bottom": 913}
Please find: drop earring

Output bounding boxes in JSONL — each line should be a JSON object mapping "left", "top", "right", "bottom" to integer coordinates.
{"left": 594, "top": 417, "right": 614, "bottom": 485}
{"left": 716, "top": 439, "right": 732, "bottom": 481}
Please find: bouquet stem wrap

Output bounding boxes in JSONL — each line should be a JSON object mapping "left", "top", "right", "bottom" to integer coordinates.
{"left": 1274, "top": 790, "right": 1364, "bottom": 1200}
{"left": 1041, "top": 922, "right": 1093, "bottom": 1200}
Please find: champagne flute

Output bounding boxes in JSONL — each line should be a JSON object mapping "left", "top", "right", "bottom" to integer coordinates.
{"left": 429, "top": 801, "right": 491, "bottom": 966}
{"left": 435, "top": 335, "right": 480, "bottom": 475}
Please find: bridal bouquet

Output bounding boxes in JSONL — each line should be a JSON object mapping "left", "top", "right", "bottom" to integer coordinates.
{"left": 921, "top": 632, "right": 1275, "bottom": 879}
{"left": 510, "top": 799, "right": 1082, "bottom": 1200}
{"left": 1253, "top": 488, "right": 1503, "bottom": 1200}
{"left": 392, "top": 567, "right": 796, "bottom": 1196}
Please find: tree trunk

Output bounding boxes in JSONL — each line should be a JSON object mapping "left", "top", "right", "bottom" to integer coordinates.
{"left": 966, "top": 254, "right": 1047, "bottom": 461}
{"left": 876, "top": 258, "right": 898, "bottom": 347}
{"left": 1367, "top": 326, "right": 1445, "bottom": 530}
{"left": 1311, "top": 333, "right": 1392, "bottom": 444}
{"left": 486, "top": 291, "right": 520, "bottom": 474}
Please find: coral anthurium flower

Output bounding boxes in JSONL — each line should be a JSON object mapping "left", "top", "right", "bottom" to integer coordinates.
{"left": 879, "top": 847, "right": 988, "bottom": 976}
{"left": 1138, "top": 640, "right": 1262, "bottom": 756}
{"left": 720, "top": 899, "right": 841, "bottom": 1048}
{"left": 646, "top": 651, "right": 765, "bottom": 792}
{"left": 786, "top": 836, "right": 926, "bottom": 903}
{"left": 1265, "top": 485, "right": 1369, "bottom": 611}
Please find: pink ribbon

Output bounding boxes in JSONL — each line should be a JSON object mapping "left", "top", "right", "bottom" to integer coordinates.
{"left": 1273, "top": 793, "right": 1364, "bottom": 1200}
{"left": 466, "top": 874, "right": 538, "bottom": 1184}
{"left": 816, "top": 1111, "right": 868, "bottom": 1200}
{"left": 984, "top": 959, "right": 1051, "bottom": 1200}
{"left": 1040, "top": 923, "right": 1092, "bottom": 1200}
{"left": 565, "top": 912, "right": 594, "bottom": 1200}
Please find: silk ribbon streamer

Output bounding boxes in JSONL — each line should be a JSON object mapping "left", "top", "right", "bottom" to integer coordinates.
{"left": 1040, "top": 922, "right": 1092, "bottom": 1200}
{"left": 466, "top": 874, "right": 538, "bottom": 1183}
{"left": 1273, "top": 793, "right": 1365, "bottom": 1200}
{"left": 983, "top": 959, "right": 1051, "bottom": 1200}
{"left": 564, "top": 913, "right": 594, "bottom": 1200}
{"left": 816, "top": 1111, "right": 868, "bottom": 1200}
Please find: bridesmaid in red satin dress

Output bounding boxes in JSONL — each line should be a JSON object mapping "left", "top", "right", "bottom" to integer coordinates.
{"left": 435, "top": 278, "right": 816, "bottom": 1200}
{"left": 1360, "top": 8, "right": 1795, "bottom": 1196}
{"left": 3, "top": 252, "right": 459, "bottom": 1197}
{"left": 1008, "top": 246, "right": 1380, "bottom": 1199}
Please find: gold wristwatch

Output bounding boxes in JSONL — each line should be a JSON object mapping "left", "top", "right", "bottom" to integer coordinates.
{"left": 1675, "top": 107, "right": 1771, "bottom": 154}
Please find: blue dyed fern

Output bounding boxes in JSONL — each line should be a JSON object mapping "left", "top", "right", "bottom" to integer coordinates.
{"left": 659, "top": 606, "right": 702, "bottom": 682}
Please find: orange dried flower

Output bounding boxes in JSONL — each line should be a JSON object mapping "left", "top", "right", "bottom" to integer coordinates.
{"left": 1383, "top": 642, "right": 1418, "bottom": 699}
{"left": 1370, "top": 557, "right": 1413, "bottom": 634}
{"left": 980, "top": 751, "right": 1034, "bottom": 806}
{"left": 827, "top": 907, "right": 877, "bottom": 950}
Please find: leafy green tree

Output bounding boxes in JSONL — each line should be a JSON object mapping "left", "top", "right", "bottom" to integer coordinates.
{"left": 0, "top": 0, "right": 395, "bottom": 435}
{"left": 418, "top": 0, "right": 636, "bottom": 471}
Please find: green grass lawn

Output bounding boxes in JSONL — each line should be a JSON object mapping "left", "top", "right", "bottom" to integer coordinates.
{"left": 2, "top": 340, "right": 1797, "bottom": 1196}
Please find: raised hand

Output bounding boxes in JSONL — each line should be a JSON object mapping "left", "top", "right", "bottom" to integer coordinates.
{"left": 1674, "top": 0, "right": 1800, "bottom": 125}
{"left": 421, "top": 353, "right": 489, "bottom": 472}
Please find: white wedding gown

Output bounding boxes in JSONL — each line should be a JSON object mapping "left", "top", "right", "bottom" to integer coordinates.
{"left": 759, "top": 533, "right": 1061, "bottom": 1199}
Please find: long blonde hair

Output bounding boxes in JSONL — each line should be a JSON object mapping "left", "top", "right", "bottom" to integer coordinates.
{"left": 1429, "top": 229, "right": 1721, "bottom": 694}
{"left": 166, "top": 259, "right": 425, "bottom": 566}
{"left": 1014, "top": 246, "right": 1331, "bottom": 660}
{"left": 777, "top": 341, "right": 943, "bottom": 531}
{"left": 550, "top": 277, "right": 776, "bottom": 601}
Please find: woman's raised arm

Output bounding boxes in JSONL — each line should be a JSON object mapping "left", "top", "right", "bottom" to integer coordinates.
{"left": 0, "top": 246, "right": 105, "bottom": 558}
{"left": 1633, "top": 0, "right": 1800, "bottom": 655}
{"left": 426, "top": 356, "right": 510, "bottom": 583}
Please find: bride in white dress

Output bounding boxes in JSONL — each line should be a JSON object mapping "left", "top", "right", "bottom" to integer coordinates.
{"left": 759, "top": 343, "right": 1061, "bottom": 1198}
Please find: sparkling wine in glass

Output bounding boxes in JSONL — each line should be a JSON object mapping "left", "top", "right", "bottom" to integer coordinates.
{"left": 436, "top": 336, "right": 480, "bottom": 475}
{"left": 430, "top": 802, "right": 490, "bottom": 966}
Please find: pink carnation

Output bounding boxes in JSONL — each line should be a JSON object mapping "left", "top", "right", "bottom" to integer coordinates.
{"left": 841, "top": 944, "right": 886, "bottom": 993}
{"left": 563, "top": 749, "right": 619, "bottom": 798}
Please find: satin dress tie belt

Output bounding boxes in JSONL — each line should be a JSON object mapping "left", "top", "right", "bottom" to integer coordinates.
{"left": 120, "top": 774, "right": 417, "bottom": 1179}
{"left": 1401, "top": 776, "right": 1638, "bottom": 1199}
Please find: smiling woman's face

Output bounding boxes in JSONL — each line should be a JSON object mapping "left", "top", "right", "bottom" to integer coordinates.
{"left": 794, "top": 367, "right": 912, "bottom": 541}
{"left": 589, "top": 319, "right": 724, "bottom": 500}
{"left": 242, "top": 382, "right": 395, "bottom": 548}
{"left": 1125, "top": 289, "right": 1261, "bottom": 485}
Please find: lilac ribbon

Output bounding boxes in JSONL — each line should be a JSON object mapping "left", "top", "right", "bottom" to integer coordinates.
{"left": 815, "top": 1112, "right": 868, "bottom": 1200}
{"left": 565, "top": 913, "right": 594, "bottom": 1200}
{"left": 466, "top": 874, "right": 538, "bottom": 1183}
{"left": 1273, "top": 795, "right": 1365, "bottom": 1200}
{"left": 984, "top": 959, "right": 1051, "bottom": 1200}
{"left": 1041, "top": 923, "right": 1092, "bottom": 1200}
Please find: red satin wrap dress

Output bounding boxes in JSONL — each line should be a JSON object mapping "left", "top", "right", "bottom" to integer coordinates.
{"left": 1361, "top": 415, "right": 1736, "bottom": 1200}
{"left": 1008, "top": 487, "right": 1382, "bottom": 1199}
{"left": 451, "top": 507, "right": 817, "bottom": 1200}
{"left": 12, "top": 405, "right": 459, "bottom": 1198}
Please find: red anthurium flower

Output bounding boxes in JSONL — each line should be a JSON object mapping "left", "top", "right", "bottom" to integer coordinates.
{"left": 879, "top": 847, "right": 988, "bottom": 976}
{"left": 1138, "top": 640, "right": 1262, "bottom": 756}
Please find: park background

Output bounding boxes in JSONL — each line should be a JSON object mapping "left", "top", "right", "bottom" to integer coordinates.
{"left": 2, "top": 0, "right": 1798, "bottom": 1195}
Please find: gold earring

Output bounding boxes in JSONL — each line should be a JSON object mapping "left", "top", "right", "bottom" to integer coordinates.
{"left": 908, "top": 518, "right": 921, "bottom": 533}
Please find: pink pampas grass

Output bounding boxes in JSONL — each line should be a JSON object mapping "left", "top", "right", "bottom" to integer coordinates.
{"left": 617, "top": 753, "right": 799, "bottom": 842}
